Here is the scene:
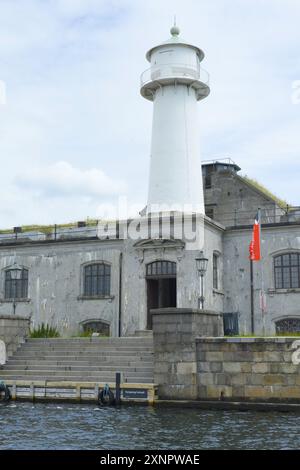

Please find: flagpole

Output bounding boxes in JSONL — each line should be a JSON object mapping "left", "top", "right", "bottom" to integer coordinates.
{"left": 250, "top": 258, "right": 255, "bottom": 334}
{"left": 258, "top": 207, "right": 266, "bottom": 336}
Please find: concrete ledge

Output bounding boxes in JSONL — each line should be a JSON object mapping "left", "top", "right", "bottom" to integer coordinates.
{"left": 196, "top": 336, "right": 300, "bottom": 343}
{"left": 3, "top": 380, "right": 158, "bottom": 405}
{"left": 151, "top": 308, "right": 221, "bottom": 316}
{"left": 0, "top": 314, "right": 31, "bottom": 321}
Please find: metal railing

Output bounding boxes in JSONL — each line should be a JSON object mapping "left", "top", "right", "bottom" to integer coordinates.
{"left": 1, "top": 205, "right": 299, "bottom": 245}
{"left": 207, "top": 205, "right": 300, "bottom": 227}
{"left": 140, "top": 62, "right": 210, "bottom": 88}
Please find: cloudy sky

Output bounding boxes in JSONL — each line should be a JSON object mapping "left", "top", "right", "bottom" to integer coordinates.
{"left": 0, "top": 0, "right": 300, "bottom": 228}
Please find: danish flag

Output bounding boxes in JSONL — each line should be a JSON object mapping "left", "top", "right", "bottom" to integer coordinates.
{"left": 249, "top": 212, "right": 261, "bottom": 261}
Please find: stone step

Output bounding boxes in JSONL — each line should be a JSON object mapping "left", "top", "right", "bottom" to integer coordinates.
{"left": 18, "top": 346, "right": 153, "bottom": 353}
{"left": 3, "top": 364, "right": 153, "bottom": 372}
{"left": 0, "top": 370, "right": 153, "bottom": 379}
{"left": 13, "top": 347, "right": 153, "bottom": 353}
{"left": 11, "top": 353, "right": 153, "bottom": 362}
{"left": 0, "top": 375, "right": 154, "bottom": 383}
{"left": 2, "top": 336, "right": 154, "bottom": 384}
{"left": 26, "top": 338, "right": 152, "bottom": 343}
{"left": 134, "top": 330, "right": 153, "bottom": 337}
{"left": 6, "top": 358, "right": 153, "bottom": 366}
{"left": 24, "top": 338, "right": 153, "bottom": 348}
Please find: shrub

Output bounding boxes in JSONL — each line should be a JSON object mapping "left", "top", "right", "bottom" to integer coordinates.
{"left": 30, "top": 323, "right": 60, "bottom": 338}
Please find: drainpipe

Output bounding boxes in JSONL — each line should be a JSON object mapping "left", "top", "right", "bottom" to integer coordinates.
{"left": 118, "top": 252, "right": 123, "bottom": 337}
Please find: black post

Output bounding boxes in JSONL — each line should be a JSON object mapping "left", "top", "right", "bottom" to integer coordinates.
{"left": 115, "top": 372, "right": 121, "bottom": 405}
{"left": 199, "top": 274, "right": 204, "bottom": 309}
{"left": 250, "top": 259, "right": 254, "bottom": 334}
{"left": 118, "top": 253, "right": 123, "bottom": 337}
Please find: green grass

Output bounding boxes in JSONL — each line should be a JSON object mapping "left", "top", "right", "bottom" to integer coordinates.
{"left": 241, "top": 175, "right": 289, "bottom": 209}
{"left": 30, "top": 323, "right": 60, "bottom": 338}
{"left": 76, "top": 329, "right": 94, "bottom": 338}
{"left": 0, "top": 217, "right": 99, "bottom": 235}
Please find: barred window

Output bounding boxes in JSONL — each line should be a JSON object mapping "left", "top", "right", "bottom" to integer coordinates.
{"left": 274, "top": 253, "right": 300, "bottom": 289}
{"left": 276, "top": 318, "right": 300, "bottom": 334}
{"left": 5, "top": 268, "right": 28, "bottom": 299}
{"left": 146, "top": 261, "right": 176, "bottom": 277}
{"left": 84, "top": 263, "right": 111, "bottom": 297}
{"left": 213, "top": 253, "right": 218, "bottom": 290}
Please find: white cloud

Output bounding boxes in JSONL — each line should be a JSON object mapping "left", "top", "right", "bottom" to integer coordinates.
{"left": 16, "top": 161, "right": 126, "bottom": 197}
{"left": 0, "top": 0, "right": 300, "bottom": 227}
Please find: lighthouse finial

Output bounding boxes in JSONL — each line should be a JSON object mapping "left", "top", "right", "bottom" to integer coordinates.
{"left": 170, "top": 16, "right": 180, "bottom": 37}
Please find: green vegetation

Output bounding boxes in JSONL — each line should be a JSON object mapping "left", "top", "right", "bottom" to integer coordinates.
{"left": 0, "top": 217, "right": 99, "bottom": 235}
{"left": 276, "top": 332, "right": 300, "bottom": 337}
{"left": 73, "top": 329, "right": 110, "bottom": 338}
{"left": 76, "top": 329, "right": 94, "bottom": 338}
{"left": 241, "top": 175, "right": 289, "bottom": 209}
{"left": 30, "top": 323, "right": 60, "bottom": 338}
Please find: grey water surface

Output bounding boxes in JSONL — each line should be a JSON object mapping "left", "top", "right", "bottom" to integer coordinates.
{"left": 0, "top": 402, "right": 300, "bottom": 450}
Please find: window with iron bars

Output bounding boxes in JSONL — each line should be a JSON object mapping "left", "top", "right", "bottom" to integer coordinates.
{"left": 5, "top": 268, "right": 28, "bottom": 299}
{"left": 84, "top": 263, "right": 111, "bottom": 297}
{"left": 274, "top": 253, "right": 300, "bottom": 289}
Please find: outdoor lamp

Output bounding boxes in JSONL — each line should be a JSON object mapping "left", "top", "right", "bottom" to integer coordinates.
{"left": 10, "top": 262, "right": 22, "bottom": 315}
{"left": 196, "top": 253, "right": 208, "bottom": 276}
{"left": 10, "top": 262, "right": 23, "bottom": 280}
{"left": 196, "top": 252, "right": 208, "bottom": 309}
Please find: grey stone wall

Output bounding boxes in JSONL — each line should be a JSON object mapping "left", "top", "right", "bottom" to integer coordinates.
{"left": 0, "top": 218, "right": 224, "bottom": 337}
{"left": 0, "top": 314, "right": 31, "bottom": 359}
{"left": 203, "top": 166, "right": 283, "bottom": 227}
{"left": 152, "top": 308, "right": 223, "bottom": 399}
{"left": 197, "top": 337, "right": 300, "bottom": 402}
{"left": 223, "top": 224, "right": 300, "bottom": 335}
{"left": 0, "top": 240, "right": 123, "bottom": 337}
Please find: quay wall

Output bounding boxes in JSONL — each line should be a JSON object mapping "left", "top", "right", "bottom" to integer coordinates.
{"left": 0, "top": 315, "right": 31, "bottom": 359}
{"left": 152, "top": 308, "right": 300, "bottom": 402}
{"left": 197, "top": 337, "right": 300, "bottom": 401}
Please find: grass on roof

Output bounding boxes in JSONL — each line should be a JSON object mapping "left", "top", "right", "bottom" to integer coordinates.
{"left": 0, "top": 218, "right": 99, "bottom": 235}
{"left": 242, "top": 175, "right": 289, "bottom": 209}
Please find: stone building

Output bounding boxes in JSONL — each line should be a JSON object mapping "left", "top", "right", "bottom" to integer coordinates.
{"left": 1, "top": 26, "right": 299, "bottom": 337}
{"left": 0, "top": 161, "right": 299, "bottom": 337}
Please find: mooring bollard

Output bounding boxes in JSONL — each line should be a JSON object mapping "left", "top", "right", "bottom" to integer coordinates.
{"left": 115, "top": 372, "right": 121, "bottom": 405}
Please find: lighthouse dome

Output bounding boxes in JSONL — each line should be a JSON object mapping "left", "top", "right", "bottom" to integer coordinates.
{"left": 145, "top": 26, "right": 205, "bottom": 62}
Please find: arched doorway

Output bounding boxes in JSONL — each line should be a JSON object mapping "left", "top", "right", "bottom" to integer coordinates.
{"left": 146, "top": 261, "right": 177, "bottom": 329}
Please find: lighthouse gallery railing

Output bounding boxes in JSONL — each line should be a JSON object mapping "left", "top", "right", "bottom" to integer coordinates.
{"left": 140, "top": 63, "right": 210, "bottom": 88}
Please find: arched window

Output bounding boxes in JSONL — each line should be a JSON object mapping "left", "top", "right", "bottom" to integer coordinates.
{"left": 5, "top": 268, "right": 28, "bottom": 299}
{"left": 83, "top": 263, "right": 111, "bottom": 297}
{"left": 275, "top": 318, "right": 300, "bottom": 334}
{"left": 274, "top": 253, "right": 300, "bottom": 289}
{"left": 81, "top": 319, "right": 110, "bottom": 336}
{"left": 146, "top": 261, "right": 176, "bottom": 278}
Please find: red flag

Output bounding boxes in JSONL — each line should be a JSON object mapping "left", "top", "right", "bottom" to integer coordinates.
{"left": 249, "top": 212, "right": 261, "bottom": 261}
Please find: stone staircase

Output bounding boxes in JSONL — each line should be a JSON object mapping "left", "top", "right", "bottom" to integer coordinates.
{"left": 0, "top": 337, "right": 154, "bottom": 384}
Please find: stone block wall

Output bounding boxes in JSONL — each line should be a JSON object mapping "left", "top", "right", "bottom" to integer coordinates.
{"left": 152, "top": 308, "right": 223, "bottom": 400}
{"left": 197, "top": 337, "right": 300, "bottom": 402}
{"left": 0, "top": 315, "right": 31, "bottom": 359}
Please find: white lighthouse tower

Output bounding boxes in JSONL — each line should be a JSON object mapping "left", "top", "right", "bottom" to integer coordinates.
{"left": 141, "top": 24, "right": 210, "bottom": 214}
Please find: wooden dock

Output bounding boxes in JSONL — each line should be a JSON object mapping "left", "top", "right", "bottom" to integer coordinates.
{"left": 4, "top": 380, "right": 158, "bottom": 405}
